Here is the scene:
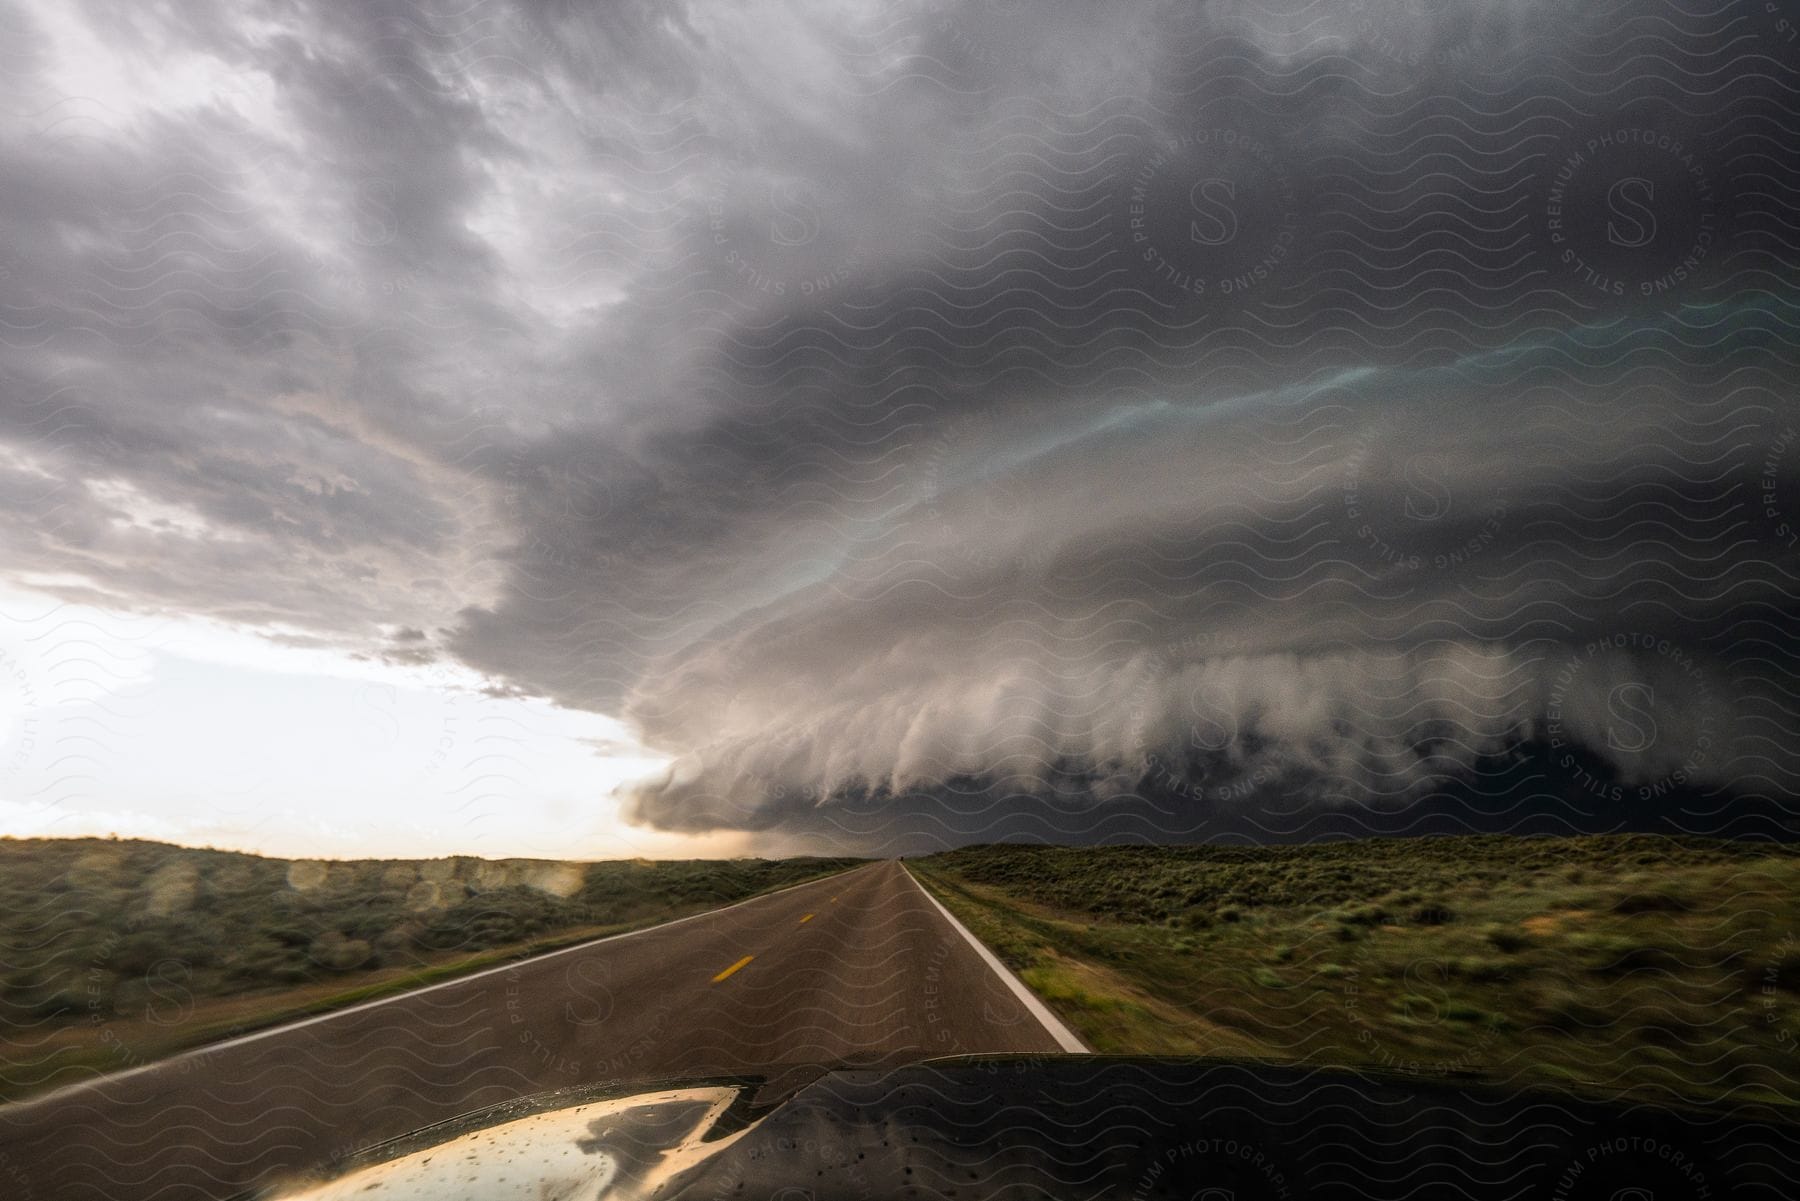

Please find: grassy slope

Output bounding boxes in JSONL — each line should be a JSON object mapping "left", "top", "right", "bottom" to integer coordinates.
{"left": 0, "top": 838, "right": 859, "bottom": 1101}
{"left": 912, "top": 836, "right": 1800, "bottom": 1111}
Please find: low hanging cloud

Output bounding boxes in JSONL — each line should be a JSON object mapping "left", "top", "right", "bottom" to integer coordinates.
{"left": 622, "top": 644, "right": 1527, "bottom": 828}
{"left": 1, "top": 0, "right": 1795, "bottom": 850}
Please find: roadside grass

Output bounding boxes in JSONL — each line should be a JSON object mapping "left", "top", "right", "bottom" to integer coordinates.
{"left": 0, "top": 839, "right": 858, "bottom": 1103}
{"left": 913, "top": 836, "right": 1800, "bottom": 1113}
{"left": 3, "top": 915, "right": 684, "bottom": 1100}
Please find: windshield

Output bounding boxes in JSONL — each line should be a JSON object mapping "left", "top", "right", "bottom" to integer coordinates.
{"left": 1, "top": 1, "right": 1798, "bottom": 1199}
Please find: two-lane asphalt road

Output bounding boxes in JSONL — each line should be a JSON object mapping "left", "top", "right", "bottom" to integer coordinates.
{"left": 0, "top": 860, "right": 1080, "bottom": 1200}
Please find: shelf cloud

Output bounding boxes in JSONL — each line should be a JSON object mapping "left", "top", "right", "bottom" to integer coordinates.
{"left": 2, "top": 0, "right": 1795, "bottom": 851}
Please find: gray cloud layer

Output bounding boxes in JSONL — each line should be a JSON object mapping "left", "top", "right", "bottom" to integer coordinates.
{"left": 3, "top": 0, "right": 1797, "bottom": 850}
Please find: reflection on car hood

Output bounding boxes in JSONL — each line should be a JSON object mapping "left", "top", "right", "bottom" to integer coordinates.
{"left": 266, "top": 1055, "right": 1800, "bottom": 1201}
{"left": 273, "top": 1085, "right": 756, "bottom": 1201}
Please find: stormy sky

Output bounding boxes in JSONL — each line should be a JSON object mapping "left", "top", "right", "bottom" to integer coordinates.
{"left": 1, "top": 0, "right": 1797, "bottom": 857}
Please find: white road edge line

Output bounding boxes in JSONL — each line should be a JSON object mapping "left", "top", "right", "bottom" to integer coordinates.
{"left": 6, "top": 860, "right": 875, "bottom": 1112}
{"left": 899, "top": 862, "right": 1088, "bottom": 1054}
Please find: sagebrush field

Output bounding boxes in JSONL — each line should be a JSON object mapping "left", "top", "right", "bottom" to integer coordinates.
{"left": 0, "top": 838, "right": 857, "bottom": 1099}
{"left": 914, "top": 835, "right": 1800, "bottom": 1111}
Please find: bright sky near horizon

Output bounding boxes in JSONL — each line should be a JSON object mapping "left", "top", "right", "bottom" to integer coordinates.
{"left": 0, "top": 584, "right": 752, "bottom": 860}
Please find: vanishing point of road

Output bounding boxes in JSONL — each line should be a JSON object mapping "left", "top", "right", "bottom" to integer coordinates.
{"left": 0, "top": 860, "right": 1082, "bottom": 1200}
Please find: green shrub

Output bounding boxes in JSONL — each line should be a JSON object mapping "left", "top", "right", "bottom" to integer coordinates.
{"left": 1452, "top": 956, "right": 1514, "bottom": 983}
{"left": 308, "top": 932, "right": 373, "bottom": 973}
{"left": 1577, "top": 937, "right": 1679, "bottom": 976}
{"left": 1763, "top": 951, "right": 1800, "bottom": 992}
{"left": 1610, "top": 890, "right": 1692, "bottom": 915}
{"left": 1410, "top": 902, "right": 1454, "bottom": 926}
{"left": 1338, "top": 904, "right": 1388, "bottom": 926}
{"left": 1532, "top": 984, "right": 1607, "bottom": 1030}
{"left": 27, "top": 991, "right": 85, "bottom": 1020}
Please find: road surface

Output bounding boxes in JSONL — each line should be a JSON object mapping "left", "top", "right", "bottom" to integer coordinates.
{"left": 0, "top": 860, "right": 1079, "bottom": 1200}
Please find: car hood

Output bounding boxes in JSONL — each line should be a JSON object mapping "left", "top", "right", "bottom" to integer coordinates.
{"left": 262, "top": 1055, "right": 1799, "bottom": 1201}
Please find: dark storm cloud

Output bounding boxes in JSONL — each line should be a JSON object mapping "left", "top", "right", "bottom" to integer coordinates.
{"left": 3, "top": 0, "right": 1796, "bottom": 847}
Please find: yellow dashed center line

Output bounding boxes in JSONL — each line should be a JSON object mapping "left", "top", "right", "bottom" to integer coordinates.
{"left": 711, "top": 955, "right": 754, "bottom": 983}
{"left": 799, "top": 913, "right": 814, "bottom": 924}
